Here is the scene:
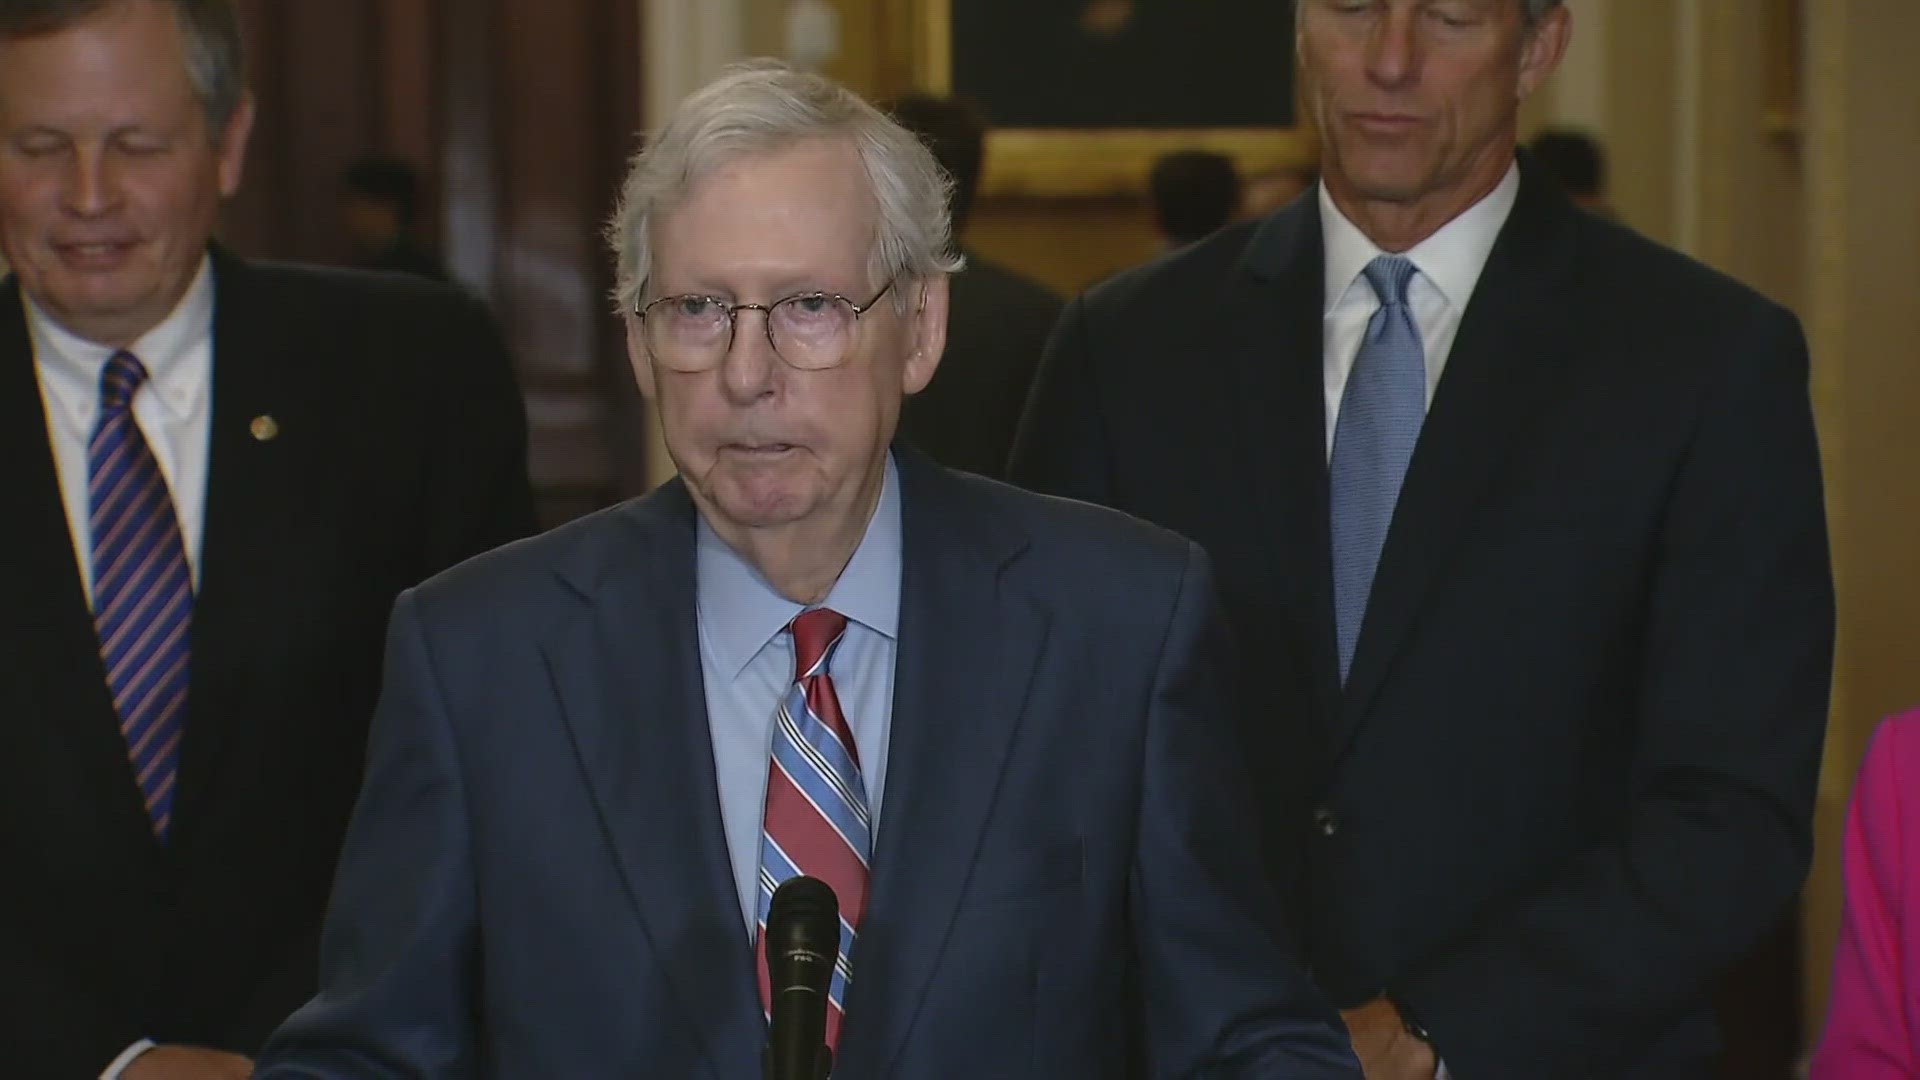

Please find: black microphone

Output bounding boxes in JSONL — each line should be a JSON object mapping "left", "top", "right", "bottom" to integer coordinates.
{"left": 763, "top": 875, "right": 839, "bottom": 1080}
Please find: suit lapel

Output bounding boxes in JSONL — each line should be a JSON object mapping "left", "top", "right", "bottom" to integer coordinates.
{"left": 172, "top": 248, "right": 309, "bottom": 834}
{"left": 1336, "top": 171, "right": 1582, "bottom": 750}
{"left": 543, "top": 483, "right": 762, "bottom": 1080}
{"left": 0, "top": 283, "right": 161, "bottom": 859}
{"left": 1228, "top": 202, "right": 1344, "bottom": 736}
{"left": 834, "top": 450, "right": 1046, "bottom": 1079}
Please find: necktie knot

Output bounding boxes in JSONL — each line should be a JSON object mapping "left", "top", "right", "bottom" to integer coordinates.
{"left": 1362, "top": 255, "right": 1418, "bottom": 309}
{"left": 99, "top": 350, "right": 150, "bottom": 411}
{"left": 790, "top": 607, "right": 847, "bottom": 680}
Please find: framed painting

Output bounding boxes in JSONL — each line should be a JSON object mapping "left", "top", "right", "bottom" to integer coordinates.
{"left": 905, "top": 0, "right": 1315, "bottom": 197}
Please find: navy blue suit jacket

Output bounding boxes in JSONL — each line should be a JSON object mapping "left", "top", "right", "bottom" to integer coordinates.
{"left": 1010, "top": 163, "right": 1833, "bottom": 1076}
{"left": 254, "top": 451, "right": 1359, "bottom": 1079}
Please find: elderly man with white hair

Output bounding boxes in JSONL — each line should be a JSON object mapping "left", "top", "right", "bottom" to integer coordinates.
{"left": 253, "top": 61, "right": 1360, "bottom": 1080}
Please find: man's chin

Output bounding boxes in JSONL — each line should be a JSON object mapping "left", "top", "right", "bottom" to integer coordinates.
{"left": 704, "top": 483, "right": 816, "bottom": 533}
{"left": 1324, "top": 147, "right": 1442, "bottom": 204}
{"left": 25, "top": 286, "right": 163, "bottom": 342}
{"left": 1341, "top": 171, "right": 1438, "bottom": 205}
{"left": 31, "top": 269, "right": 151, "bottom": 312}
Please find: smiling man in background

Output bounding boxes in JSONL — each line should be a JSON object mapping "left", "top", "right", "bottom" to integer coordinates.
{"left": 0, "top": 1, "right": 533, "bottom": 1076}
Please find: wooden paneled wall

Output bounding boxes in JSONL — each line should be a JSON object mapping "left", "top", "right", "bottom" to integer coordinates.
{"left": 218, "top": 0, "right": 646, "bottom": 526}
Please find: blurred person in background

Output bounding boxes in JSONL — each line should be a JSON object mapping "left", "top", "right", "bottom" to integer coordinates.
{"left": 1149, "top": 148, "right": 1244, "bottom": 251}
{"left": 0, "top": 1, "right": 534, "bottom": 1076}
{"left": 885, "top": 92, "right": 1059, "bottom": 480}
{"left": 339, "top": 155, "right": 446, "bottom": 279}
{"left": 1528, "top": 127, "right": 1612, "bottom": 218}
{"left": 1242, "top": 164, "right": 1321, "bottom": 221}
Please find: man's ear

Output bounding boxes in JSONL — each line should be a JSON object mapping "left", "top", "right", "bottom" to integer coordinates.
{"left": 902, "top": 275, "right": 948, "bottom": 396}
{"left": 1517, "top": 5, "right": 1573, "bottom": 101}
{"left": 216, "top": 91, "right": 256, "bottom": 197}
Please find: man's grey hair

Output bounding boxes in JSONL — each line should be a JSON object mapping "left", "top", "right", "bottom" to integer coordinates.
{"left": 0, "top": 0, "right": 247, "bottom": 139}
{"left": 1292, "top": 0, "right": 1562, "bottom": 27}
{"left": 1523, "top": 0, "right": 1564, "bottom": 25}
{"left": 607, "top": 58, "right": 964, "bottom": 317}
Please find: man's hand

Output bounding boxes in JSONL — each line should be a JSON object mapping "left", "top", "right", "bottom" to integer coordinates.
{"left": 121, "top": 1045, "right": 254, "bottom": 1080}
{"left": 1340, "top": 998, "right": 1437, "bottom": 1080}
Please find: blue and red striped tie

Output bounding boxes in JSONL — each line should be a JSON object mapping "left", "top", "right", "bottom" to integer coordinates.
{"left": 755, "top": 607, "right": 870, "bottom": 1053}
{"left": 88, "top": 350, "right": 192, "bottom": 841}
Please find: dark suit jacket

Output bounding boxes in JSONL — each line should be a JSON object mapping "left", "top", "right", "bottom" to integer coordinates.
{"left": 355, "top": 238, "right": 447, "bottom": 282}
{"left": 899, "top": 253, "right": 1060, "bottom": 480}
{"left": 1009, "top": 167, "right": 1835, "bottom": 1077}
{"left": 0, "top": 248, "right": 536, "bottom": 1076}
{"left": 252, "top": 450, "right": 1361, "bottom": 1079}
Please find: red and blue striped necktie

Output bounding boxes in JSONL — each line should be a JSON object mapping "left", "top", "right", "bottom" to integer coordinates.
{"left": 754, "top": 607, "right": 870, "bottom": 1052}
{"left": 87, "top": 350, "right": 193, "bottom": 841}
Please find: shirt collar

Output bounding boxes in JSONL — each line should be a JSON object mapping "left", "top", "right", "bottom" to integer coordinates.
{"left": 696, "top": 453, "right": 903, "bottom": 681}
{"left": 1319, "top": 160, "right": 1520, "bottom": 315}
{"left": 25, "top": 255, "right": 216, "bottom": 431}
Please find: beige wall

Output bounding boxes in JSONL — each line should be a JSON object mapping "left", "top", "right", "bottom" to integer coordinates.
{"left": 1605, "top": 2, "right": 1683, "bottom": 248}
{"left": 1679, "top": 2, "right": 1804, "bottom": 311}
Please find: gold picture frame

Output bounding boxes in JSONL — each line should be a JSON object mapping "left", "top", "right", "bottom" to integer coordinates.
{"left": 906, "top": 0, "right": 1315, "bottom": 199}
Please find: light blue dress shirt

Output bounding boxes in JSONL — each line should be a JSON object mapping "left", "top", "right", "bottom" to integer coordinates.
{"left": 697, "top": 455, "right": 902, "bottom": 937}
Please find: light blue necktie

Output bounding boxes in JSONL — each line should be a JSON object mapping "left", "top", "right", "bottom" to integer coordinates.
{"left": 1329, "top": 255, "right": 1426, "bottom": 683}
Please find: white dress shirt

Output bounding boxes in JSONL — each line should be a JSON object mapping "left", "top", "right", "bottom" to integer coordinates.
{"left": 1320, "top": 163, "right": 1520, "bottom": 459}
{"left": 28, "top": 257, "right": 215, "bottom": 604}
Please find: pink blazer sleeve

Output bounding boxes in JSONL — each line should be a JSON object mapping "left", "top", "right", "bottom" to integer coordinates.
{"left": 1812, "top": 711, "right": 1920, "bottom": 1079}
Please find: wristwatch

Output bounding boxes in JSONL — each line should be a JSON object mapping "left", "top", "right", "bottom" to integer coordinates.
{"left": 1392, "top": 998, "right": 1433, "bottom": 1044}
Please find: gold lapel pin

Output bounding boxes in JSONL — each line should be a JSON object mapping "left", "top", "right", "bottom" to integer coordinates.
{"left": 250, "top": 414, "right": 280, "bottom": 442}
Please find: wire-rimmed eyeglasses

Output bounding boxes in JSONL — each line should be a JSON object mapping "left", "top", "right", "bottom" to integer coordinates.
{"left": 635, "top": 279, "right": 896, "bottom": 372}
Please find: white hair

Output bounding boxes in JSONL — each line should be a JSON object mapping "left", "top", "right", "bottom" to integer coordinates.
{"left": 1292, "top": 0, "right": 1561, "bottom": 27}
{"left": 607, "top": 58, "right": 963, "bottom": 316}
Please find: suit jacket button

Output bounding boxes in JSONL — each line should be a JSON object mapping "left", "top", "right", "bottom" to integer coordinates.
{"left": 1313, "top": 808, "right": 1339, "bottom": 837}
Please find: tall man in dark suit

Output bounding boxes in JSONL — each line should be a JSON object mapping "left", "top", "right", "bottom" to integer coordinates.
{"left": 1011, "top": 1, "right": 1835, "bottom": 1077}
{"left": 254, "top": 60, "right": 1360, "bottom": 1080}
{"left": 886, "top": 93, "right": 1059, "bottom": 480}
{"left": 0, "top": 2, "right": 535, "bottom": 1077}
